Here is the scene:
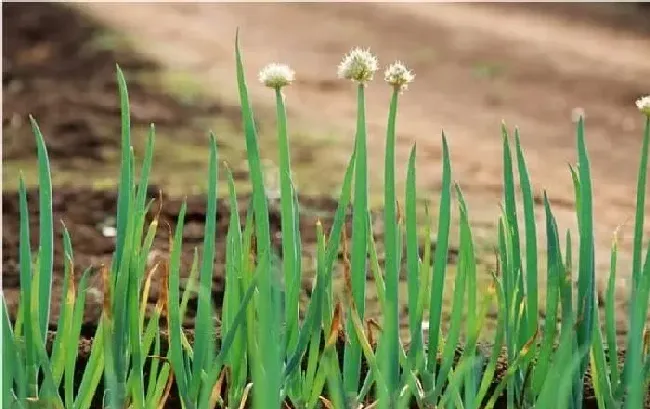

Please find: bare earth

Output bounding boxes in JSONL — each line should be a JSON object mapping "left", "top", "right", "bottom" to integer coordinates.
{"left": 74, "top": 3, "right": 650, "bottom": 319}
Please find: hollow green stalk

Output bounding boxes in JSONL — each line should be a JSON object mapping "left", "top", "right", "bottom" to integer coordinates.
{"left": 234, "top": 31, "right": 280, "bottom": 409}
{"left": 631, "top": 116, "right": 649, "bottom": 288}
{"left": 404, "top": 144, "right": 421, "bottom": 362}
{"left": 273, "top": 86, "right": 301, "bottom": 357}
{"left": 514, "top": 130, "right": 538, "bottom": 342}
{"left": 575, "top": 116, "right": 596, "bottom": 409}
{"left": 30, "top": 116, "right": 54, "bottom": 346}
{"left": 426, "top": 134, "right": 452, "bottom": 380}
{"left": 190, "top": 132, "right": 218, "bottom": 400}
{"left": 380, "top": 86, "right": 401, "bottom": 408}
{"left": 343, "top": 82, "right": 369, "bottom": 399}
{"left": 17, "top": 175, "right": 36, "bottom": 398}
{"left": 619, "top": 115, "right": 650, "bottom": 406}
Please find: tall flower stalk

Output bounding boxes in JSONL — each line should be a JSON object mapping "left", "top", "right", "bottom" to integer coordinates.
{"left": 259, "top": 62, "right": 304, "bottom": 400}
{"left": 380, "top": 61, "right": 414, "bottom": 408}
{"left": 259, "top": 62, "right": 300, "bottom": 355}
{"left": 337, "top": 47, "right": 378, "bottom": 401}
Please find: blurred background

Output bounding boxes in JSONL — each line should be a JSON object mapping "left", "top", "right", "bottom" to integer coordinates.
{"left": 3, "top": 2, "right": 650, "bottom": 332}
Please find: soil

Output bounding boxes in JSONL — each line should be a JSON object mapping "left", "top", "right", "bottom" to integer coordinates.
{"left": 2, "top": 186, "right": 358, "bottom": 326}
{"left": 73, "top": 2, "right": 650, "bottom": 301}
{"left": 1, "top": 3, "right": 227, "bottom": 166}
{"left": 3, "top": 3, "right": 650, "bottom": 408}
{"left": 1, "top": 1, "right": 454, "bottom": 337}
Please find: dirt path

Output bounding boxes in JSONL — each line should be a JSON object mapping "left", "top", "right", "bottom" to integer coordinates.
{"left": 75, "top": 3, "right": 650, "bottom": 301}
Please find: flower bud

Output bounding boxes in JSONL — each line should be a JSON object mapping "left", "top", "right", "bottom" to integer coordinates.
{"left": 337, "top": 47, "right": 378, "bottom": 84}
{"left": 636, "top": 95, "right": 650, "bottom": 116}
{"left": 384, "top": 61, "right": 415, "bottom": 92}
{"left": 259, "top": 63, "right": 295, "bottom": 89}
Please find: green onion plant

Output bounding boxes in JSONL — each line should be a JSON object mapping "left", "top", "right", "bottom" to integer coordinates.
{"left": 2, "top": 32, "right": 649, "bottom": 409}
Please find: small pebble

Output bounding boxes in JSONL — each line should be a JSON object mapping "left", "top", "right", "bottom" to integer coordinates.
{"left": 101, "top": 225, "right": 116, "bottom": 238}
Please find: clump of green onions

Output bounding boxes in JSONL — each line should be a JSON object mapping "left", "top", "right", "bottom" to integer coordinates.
{"left": 2, "top": 32, "right": 649, "bottom": 409}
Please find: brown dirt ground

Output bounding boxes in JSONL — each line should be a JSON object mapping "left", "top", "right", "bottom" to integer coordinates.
{"left": 3, "top": 3, "right": 650, "bottom": 408}
{"left": 1, "top": 3, "right": 225, "bottom": 165}
{"left": 1, "top": 3, "right": 456, "bottom": 335}
{"left": 1, "top": 2, "right": 216, "bottom": 321}
{"left": 73, "top": 2, "right": 650, "bottom": 310}
{"left": 2, "top": 3, "right": 365, "bottom": 325}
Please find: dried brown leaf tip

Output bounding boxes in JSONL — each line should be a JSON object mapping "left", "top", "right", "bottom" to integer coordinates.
{"left": 250, "top": 227, "right": 258, "bottom": 266}
{"left": 366, "top": 318, "right": 382, "bottom": 347}
{"left": 341, "top": 227, "right": 353, "bottom": 300}
{"left": 100, "top": 264, "right": 112, "bottom": 320}
{"left": 319, "top": 396, "right": 335, "bottom": 409}
{"left": 326, "top": 301, "right": 344, "bottom": 349}
{"left": 159, "top": 260, "right": 169, "bottom": 318}
{"left": 151, "top": 188, "right": 164, "bottom": 225}
{"left": 160, "top": 260, "right": 174, "bottom": 325}
{"left": 396, "top": 199, "right": 403, "bottom": 226}
{"left": 208, "top": 366, "right": 227, "bottom": 409}
{"left": 519, "top": 327, "right": 539, "bottom": 356}
{"left": 64, "top": 255, "right": 76, "bottom": 306}
{"left": 238, "top": 383, "right": 253, "bottom": 409}
{"left": 165, "top": 219, "right": 174, "bottom": 253}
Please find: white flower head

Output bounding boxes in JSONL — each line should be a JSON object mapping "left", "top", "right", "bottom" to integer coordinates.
{"left": 337, "top": 47, "right": 378, "bottom": 84}
{"left": 384, "top": 61, "right": 415, "bottom": 92}
{"left": 636, "top": 95, "right": 650, "bottom": 116}
{"left": 259, "top": 63, "right": 295, "bottom": 89}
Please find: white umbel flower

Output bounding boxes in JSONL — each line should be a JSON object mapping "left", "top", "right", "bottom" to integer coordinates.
{"left": 259, "top": 63, "right": 295, "bottom": 89}
{"left": 636, "top": 95, "right": 650, "bottom": 116}
{"left": 337, "top": 47, "right": 378, "bottom": 84}
{"left": 384, "top": 61, "right": 415, "bottom": 92}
